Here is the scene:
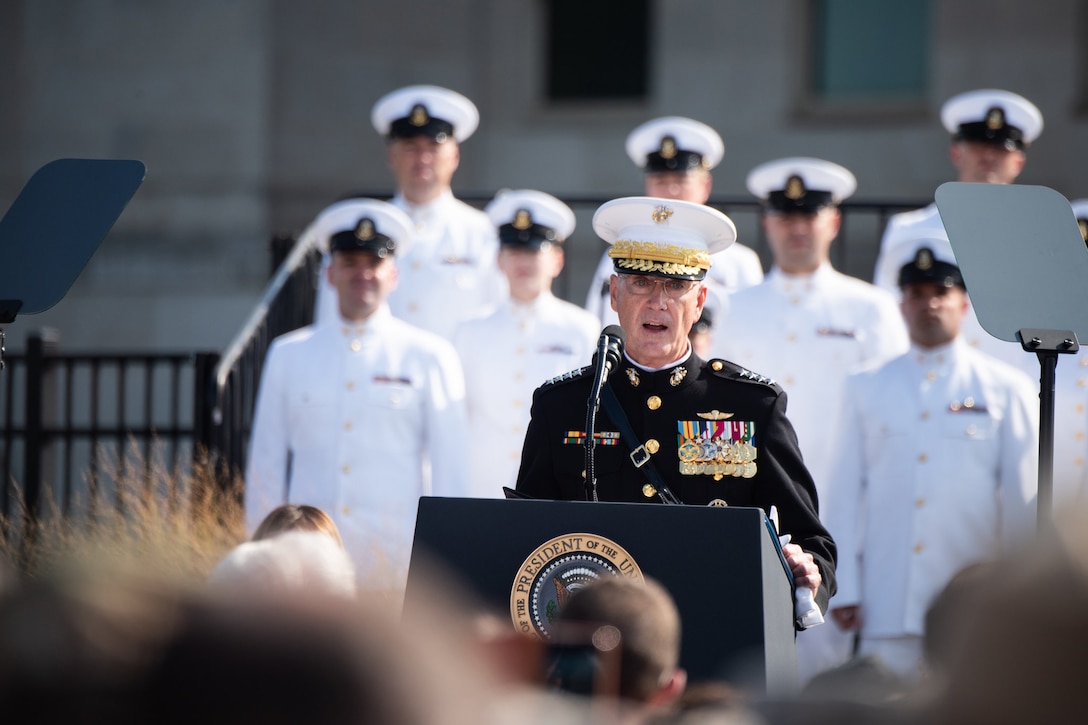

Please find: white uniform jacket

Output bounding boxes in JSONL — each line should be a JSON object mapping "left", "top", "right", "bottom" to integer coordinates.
{"left": 825, "top": 338, "right": 1038, "bottom": 639}
{"left": 245, "top": 305, "right": 472, "bottom": 587}
{"left": 710, "top": 264, "right": 909, "bottom": 497}
{"left": 316, "top": 191, "right": 506, "bottom": 340}
{"left": 584, "top": 243, "right": 764, "bottom": 326}
{"left": 453, "top": 293, "right": 600, "bottom": 497}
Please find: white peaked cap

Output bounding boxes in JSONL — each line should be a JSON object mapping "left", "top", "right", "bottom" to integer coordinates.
{"left": 370, "top": 84, "right": 480, "bottom": 142}
{"left": 594, "top": 196, "right": 737, "bottom": 279}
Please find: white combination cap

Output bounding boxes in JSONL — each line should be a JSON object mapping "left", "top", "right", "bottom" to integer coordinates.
{"left": 894, "top": 238, "right": 964, "bottom": 289}
{"left": 746, "top": 157, "right": 857, "bottom": 213}
{"left": 625, "top": 116, "right": 725, "bottom": 172}
{"left": 941, "top": 89, "right": 1043, "bottom": 149}
{"left": 593, "top": 196, "right": 737, "bottom": 280}
{"left": 312, "top": 198, "right": 414, "bottom": 258}
{"left": 370, "top": 84, "right": 480, "bottom": 143}
{"left": 486, "top": 189, "right": 576, "bottom": 249}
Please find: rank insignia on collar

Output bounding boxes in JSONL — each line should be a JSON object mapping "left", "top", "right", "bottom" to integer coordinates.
{"left": 626, "top": 368, "right": 641, "bottom": 387}
{"left": 669, "top": 366, "right": 687, "bottom": 387}
{"left": 697, "top": 410, "right": 733, "bottom": 421}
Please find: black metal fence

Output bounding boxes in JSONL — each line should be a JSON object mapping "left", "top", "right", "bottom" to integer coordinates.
{"left": 1, "top": 194, "right": 927, "bottom": 530}
{"left": 0, "top": 331, "right": 219, "bottom": 524}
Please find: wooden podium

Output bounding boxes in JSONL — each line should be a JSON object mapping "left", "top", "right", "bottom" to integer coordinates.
{"left": 406, "top": 497, "right": 798, "bottom": 694}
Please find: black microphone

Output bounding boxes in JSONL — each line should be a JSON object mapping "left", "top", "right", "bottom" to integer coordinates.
{"left": 593, "top": 325, "right": 626, "bottom": 385}
{"left": 585, "top": 325, "right": 625, "bottom": 501}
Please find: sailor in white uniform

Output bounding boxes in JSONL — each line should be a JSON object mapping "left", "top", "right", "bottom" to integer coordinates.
{"left": 871, "top": 89, "right": 1044, "bottom": 373}
{"left": 247, "top": 199, "right": 473, "bottom": 591}
{"left": 1048, "top": 199, "right": 1088, "bottom": 503}
{"left": 826, "top": 245, "right": 1038, "bottom": 682}
{"left": 316, "top": 84, "right": 505, "bottom": 340}
{"left": 585, "top": 116, "right": 762, "bottom": 330}
{"left": 453, "top": 190, "right": 600, "bottom": 497}
{"left": 711, "top": 157, "right": 909, "bottom": 684}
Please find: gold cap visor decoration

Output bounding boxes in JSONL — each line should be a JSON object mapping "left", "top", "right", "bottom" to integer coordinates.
{"left": 593, "top": 196, "right": 738, "bottom": 281}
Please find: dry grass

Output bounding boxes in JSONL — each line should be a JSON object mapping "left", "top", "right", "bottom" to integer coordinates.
{"left": 0, "top": 444, "right": 246, "bottom": 588}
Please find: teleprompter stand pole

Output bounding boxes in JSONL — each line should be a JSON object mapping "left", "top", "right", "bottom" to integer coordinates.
{"left": 1017, "top": 328, "right": 1080, "bottom": 529}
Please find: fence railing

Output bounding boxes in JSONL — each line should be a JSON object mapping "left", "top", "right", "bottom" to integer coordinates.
{"left": 0, "top": 331, "right": 219, "bottom": 524}
{"left": 205, "top": 230, "right": 324, "bottom": 494}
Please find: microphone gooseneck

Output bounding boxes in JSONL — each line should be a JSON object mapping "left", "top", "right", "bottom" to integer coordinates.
{"left": 585, "top": 326, "right": 626, "bottom": 501}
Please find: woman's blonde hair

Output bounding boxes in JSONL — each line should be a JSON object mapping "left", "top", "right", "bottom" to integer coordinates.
{"left": 252, "top": 504, "right": 343, "bottom": 548}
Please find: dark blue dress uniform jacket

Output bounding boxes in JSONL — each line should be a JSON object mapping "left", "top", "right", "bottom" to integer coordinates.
{"left": 515, "top": 350, "right": 837, "bottom": 612}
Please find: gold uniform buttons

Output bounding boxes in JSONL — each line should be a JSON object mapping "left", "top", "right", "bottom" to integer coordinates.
{"left": 913, "top": 542, "right": 924, "bottom": 554}
{"left": 645, "top": 439, "right": 660, "bottom": 454}
{"left": 915, "top": 498, "right": 926, "bottom": 508}
{"left": 341, "top": 464, "right": 351, "bottom": 474}
{"left": 920, "top": 411, "right": 930, "bottom": 420}
{"left": 925, "top": 371, "right": 937, "bottom": 382}
{"left": 346, "top": 381, "right": 356, "bottom": 391}
{"left": 918, "top": 453, "right": 928, "bottom": 463}
{"left": 341, "top": 505, "right": 350, "bottom": 515}
{"left": 642, "top": 483, "right": 657, "bottom": 498}
{"left": 1076, "top": 431, "right": 1086, "bottom": 441}
{"left": 965, "top": 424, "right": 978, "bottom": 436}
{"left": 349, "top": 340, "right": 361, "bottom": 352}
{"left": 344, "top": 421, "right": 353, "bottom": 431}
{"left": 711, "top": 361, "right": 724, "bottom": 371}
{"left": 647, "top": 396, "right": 662, "bottom": 411}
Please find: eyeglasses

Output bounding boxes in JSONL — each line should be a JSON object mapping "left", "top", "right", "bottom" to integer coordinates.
{"left": 619, "top": 274, "right": 700, "bottom": 299}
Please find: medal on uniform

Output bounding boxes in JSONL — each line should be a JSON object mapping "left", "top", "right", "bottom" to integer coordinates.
{"left": 676, "top": 419, "right": 757, "bottom": 479}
